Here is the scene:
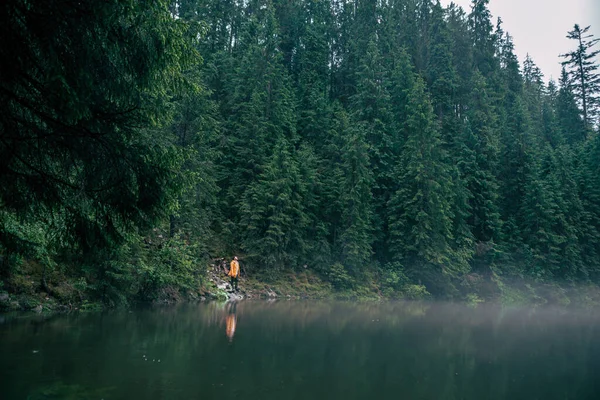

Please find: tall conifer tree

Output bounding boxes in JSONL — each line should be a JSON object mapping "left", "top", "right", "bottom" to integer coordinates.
{"left": 388, "top": 78, "right": 461, "bottom": 273}
{"left": 460, "top": 72, "right": 502, "bottom": 242}
{"left": 561, "top": 24, "right": 600, "bottom": 130}
{"left": 557, "top": 67, "right": 588, "bottom": 144}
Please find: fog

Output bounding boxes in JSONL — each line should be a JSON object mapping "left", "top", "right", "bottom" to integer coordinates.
{"left": 442, "top": 0, "right": 599, "bottom": 82}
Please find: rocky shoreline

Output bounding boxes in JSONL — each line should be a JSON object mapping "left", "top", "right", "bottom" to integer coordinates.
{"left": 201, "top": 260, "right": 304, "bottom": 303}
{"left": 0, "top": 260, "right": 309, "bottom": 314}
{"left": 3, "top": 260, "right": 600, "bottom": 314}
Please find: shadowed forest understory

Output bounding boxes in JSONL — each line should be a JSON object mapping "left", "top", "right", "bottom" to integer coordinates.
{"left": 1, "top": 0, "right": 600, "bottom": 309}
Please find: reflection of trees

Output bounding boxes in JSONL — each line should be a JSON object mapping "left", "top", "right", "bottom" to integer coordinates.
{"left": 1, "top": 303, "right": 599, "bottom": 399}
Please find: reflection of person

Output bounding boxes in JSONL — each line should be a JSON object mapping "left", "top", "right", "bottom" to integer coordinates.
{"left": 228, "top": 256, "right": 240, "bottom": 292}
{"left": 225, "top": 304, "right": 237, "bottom": 341}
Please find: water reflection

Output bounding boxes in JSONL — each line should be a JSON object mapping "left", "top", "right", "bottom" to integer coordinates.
{"left": 225, "top": 303, "right": 237, "bottom": 341}
{"left": 1, "top": 301, "right": 599, "bottom": 400}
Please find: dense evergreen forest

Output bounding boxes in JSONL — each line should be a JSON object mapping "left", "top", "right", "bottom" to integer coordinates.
{"left": 1, "top": 0, "right": 600, "bottom": 306}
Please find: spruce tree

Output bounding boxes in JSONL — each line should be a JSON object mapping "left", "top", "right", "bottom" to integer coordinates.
{"left": 169, "top": 79, "right": 222, "bottom": 251}
{"left": 349, "top": 38, "right": 393, "bottom": 261}
{"left": 519, "top": 148, "right": 566, "bottom": 278}
{"left": 496, "top": 33, "right": 532, "bottom": 241}
{"left": 541, "top": 79, "right": 564, "bottom": 147}
{"left": 427, "top": 1, "right": 459, "bottom": 122}
{"left": 428, "top": 1, "right": 473, "bottom": 263}
{"left": 414, "top": 0, "right": 434, "bottom": 73}
{"left": 239, "top": 137, "right": 309, "bottom": 270}
{"left": 389, "top": 47, "right": 417, "bottom": 130}
{"left": 461, "top": 72, "right": 502, "bottom": 242}
{"left": 446, "top": 2, "right": 473, "bottom": 116}
{"left": 523, "top": 55, "right": 546, "bottom": 144}
{"left": 388, "top": 78, "right": 460, "bottom": 273}
{"left": 296, "top": 0, "right": 332, "bottom": 147}
{"left": 337, "top": 117, "right": 375, "bottom": 273}
{"left": 551, "top": 146, "right": 586, "bottom": 277}
{"left": 557, "top": 67, "right": 588, "bottom": 144}
{"left": 578, "top": 133, "right": 600, "bottom": 277}
{"left": 468, "top": 0, "right": 497, "bottom": 78}
{"left": 0, "top": 0, "right": 197, "bottom": 257}
{"left": 220, "top": 0, "right": 297, "bottom": 239}
{"left": 560, "top": 24, "right": 600, "bottom": 130}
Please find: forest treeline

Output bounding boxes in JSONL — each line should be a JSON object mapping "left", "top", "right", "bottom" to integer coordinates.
{"left": 1, "top": 0, "right": 600, "bottom": 304}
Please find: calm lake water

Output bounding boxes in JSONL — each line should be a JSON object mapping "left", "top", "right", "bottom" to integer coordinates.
{"left": 1, "top": 301, "right": 599, "bottom": 400}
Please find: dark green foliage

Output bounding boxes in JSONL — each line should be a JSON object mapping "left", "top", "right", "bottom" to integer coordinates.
{"left": 240, "top": 138, "right": 310, "bottom": 270}
{"left": 426, "top": 1, "right": 458, "bottom": 120}
{"left": 169, "top": 76, "right": 222, "bottom": 258}
{"left": 461, "top": 72, "right": 502, "bottom": 242}
{"left": 557, "top": 68, "right": 588, "bottom": 144}
{"left": 2, "top": 0, "right": 600, "bottom": 302}
{"left": 468, "top": 0, "right": 497, "bottom": 78}
{"left": 0, "top": 0, "right": 196, "bottom": 271}
{"left": 336, "top": 115, "right": 375, "bottom": 273}
{"left": 349, "top": 38, "right": 394, "bottom": 261}
{"left": 579, "top": 135, "right": 600, "bottom": 279}
{"left": 388, "top": 78, "right": 464, "bottom": 275}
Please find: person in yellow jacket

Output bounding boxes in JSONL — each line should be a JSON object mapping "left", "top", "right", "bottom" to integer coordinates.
{"left": 228, "top": 256, "right": 240, "bottom": 291}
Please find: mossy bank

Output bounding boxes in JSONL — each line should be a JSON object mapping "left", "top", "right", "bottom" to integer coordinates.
{"left": 2, "top": 258, "right": 600, "bottom": 314}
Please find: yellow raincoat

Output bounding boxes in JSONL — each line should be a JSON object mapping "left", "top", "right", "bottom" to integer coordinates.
{"left": 229, "top": 260, "right": 240, "bottom": 278}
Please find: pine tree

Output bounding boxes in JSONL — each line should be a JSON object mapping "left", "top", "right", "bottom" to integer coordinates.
{"left": 557, "top": 66, "right": 587, "bottom": 144}
{"left": 523, "top": 55, "right": 546, "bottom": 144}
{"left": 177, "top": 0, "right": 240, "bottom": 56}
{"left": 272, "top": 0, "right": 304, "bottom": 74}
{"left": 388, "top": 78, "right": 462, "bottom": 274}
{"left": 0, "top": 0, "right": 197, "bottom": 257}
{"left": 319, "top": 104, "right": 352, "bottom": 260}
{"left": 296, "top": 0, "right": 332, "bottom": 146}
{"left": 551, "top": 146, "right": 586, "bottom": 277}
{"left": 427, "top": 0, "right": 458, "bottom": 121}
{"left": 541, "top": 79, "right": 564, "bottom": 147}
{"left": 427, "top": 1, "right": 473, "bottom": 263}
{"left": 468, "top": 0, "right": 497, "bottom": 78}
{"left": 519, "top": 147, "right": 566, "bottom": 278}
{"left": 385, "top": 46, "right": 417, "bottom": 262}
{"left": 389, "top": 47, "right": 417, "bottom": 130}
{"left": 414, "top": 0, "right": 434, "bottom": 73}
{"left": 460, "top": 72, "right": 502, "bottom": 242}
{"left": 387, "top": 0, "right": 419, "bottom": 62}
{"left": 446, "top": 2, "right": 473, "bottom": 117}
{"left": 560, "top": 24, "right": 600, "bottom": 130}
{"left": 331, "top": 0, "right": 379, "bottom": 104}
{"left": 220, "top": 0, "right": 297, "bottom": 238}
{"left": 349, "top": 38, "right": 393, "bottom": 260}
{"left": 337, "top": 117, "right": 375, "bottom": 273}
{"left": 295, "top": 142, "right": 330, "bottom": 267}
{"left": 239, "top": 138, "right": 309, "bottom": 270}
{"left": 169, "top": 79, "right": 221, "bottom": 252}
{"left": 579, "top": 133, "right": 600, "bottom": 277}
{"left": 496, "top": 32, "right": 532, "bottom": 241}
{"left": 350, "top": 38, "right": 392, "bottom": 144}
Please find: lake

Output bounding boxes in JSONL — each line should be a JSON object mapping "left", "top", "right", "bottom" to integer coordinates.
{"left": 1, "top": 301, "right": 599, "bottom": 399}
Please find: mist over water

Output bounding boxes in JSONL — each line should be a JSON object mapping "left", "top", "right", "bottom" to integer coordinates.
{"left": 1, "top": 301, "right": 599, "bottom": 400}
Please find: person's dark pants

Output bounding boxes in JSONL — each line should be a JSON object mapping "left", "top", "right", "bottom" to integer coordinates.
{"left": 230, "top": 276, "right": 238, "bottom": 291}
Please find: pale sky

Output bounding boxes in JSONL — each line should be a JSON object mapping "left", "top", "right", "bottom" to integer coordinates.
{"left": 442, "top": 0, "right": 600, "bottom": 83}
